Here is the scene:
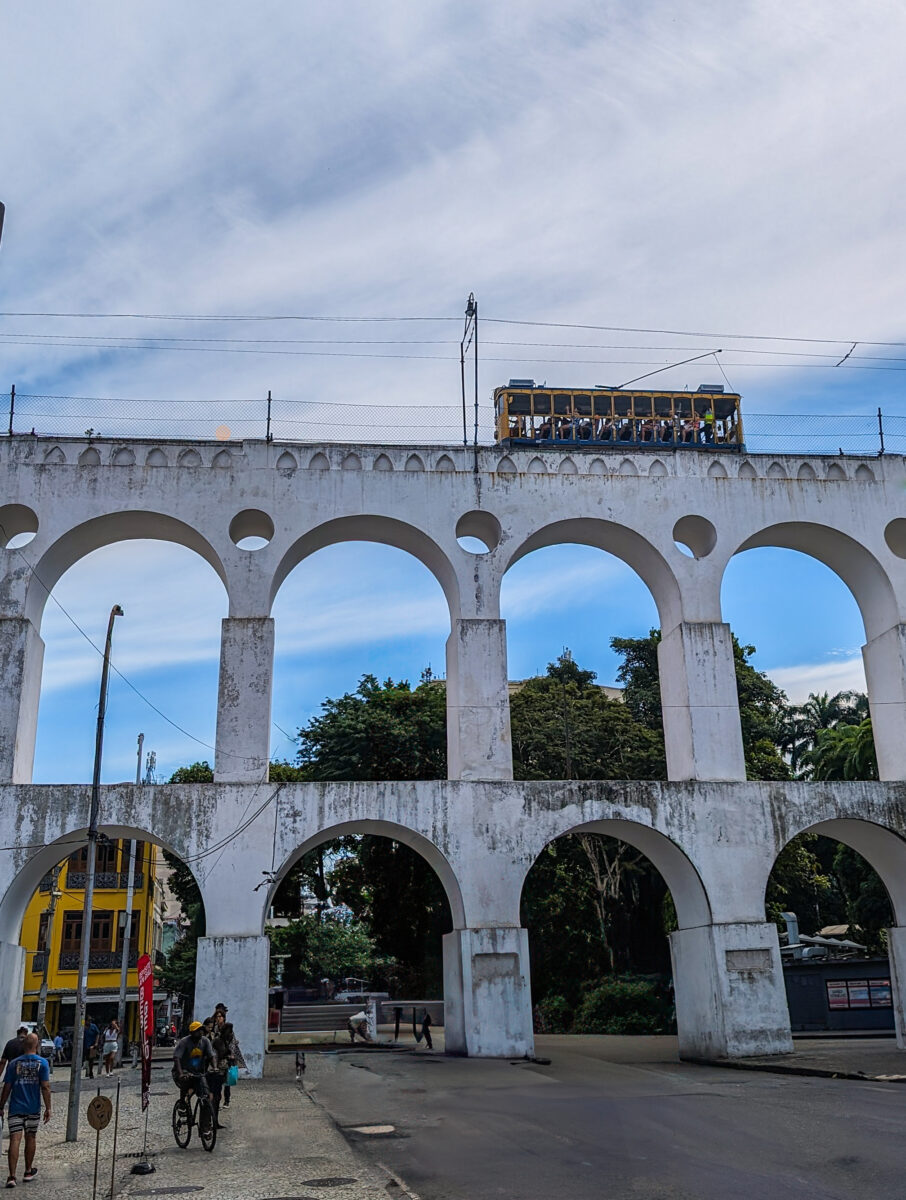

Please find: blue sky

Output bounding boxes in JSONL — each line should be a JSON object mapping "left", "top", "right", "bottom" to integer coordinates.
{"left": 1, "top": 2, "right": 901, "bottom": 781}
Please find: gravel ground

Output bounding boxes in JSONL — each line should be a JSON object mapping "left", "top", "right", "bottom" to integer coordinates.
{"left": 6, "top": 1053, "right": 414, "bottom": 1199}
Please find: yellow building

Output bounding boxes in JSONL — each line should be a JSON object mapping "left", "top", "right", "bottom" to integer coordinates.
{"left": 21, "top": 838, "right": 166, "bottom": 1039}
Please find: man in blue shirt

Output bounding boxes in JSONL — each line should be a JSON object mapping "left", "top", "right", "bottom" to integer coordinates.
{"left": 0, "top": 1032, "right": 51, "bottom": 1186}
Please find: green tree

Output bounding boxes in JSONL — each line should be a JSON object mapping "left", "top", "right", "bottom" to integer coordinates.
{"left": 804, "top": 718, "right": 878, "bottom": 781}
{"left": 297, "top": 672, "right": 446, "bottom": 781}
{"left": 268, "top": 912, "right": 393, "bottom": 987}
{"left": 611, "top": 630, "right": 790, "bottom": 780}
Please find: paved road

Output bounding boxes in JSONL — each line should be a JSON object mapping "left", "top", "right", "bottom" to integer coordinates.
{"left": 306, "top": 1035, "right": 906, "bottom": 1200}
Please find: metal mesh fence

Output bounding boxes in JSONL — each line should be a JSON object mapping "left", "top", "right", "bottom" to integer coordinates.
{"left": 6, "top": 392, "right": 904, "bottom": 455}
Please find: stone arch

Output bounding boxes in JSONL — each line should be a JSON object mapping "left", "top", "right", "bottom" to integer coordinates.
{"left": 520, "top": 817, "right": 711, "bottom": 933}
{"left": 528, "top": 456, "right": 547, "bottom": 474}
{"left": 619, "top": 458, "right": 638, "bottom": 476}
{"left": 496, "top": 456, "right": 516, "bottom": 474}
{"left": 827, "top": 462, "right": 847, "bottom": 481}
{"left": 342, "top": 453, "right": 362, "bottom": 471}
{"left": 855, "top": 464, "right": 876, "bottom": 482}
{"left": 78, "top": 447, "right": 101, "bottom": 467}
{"left": 373, "top": 453, "right": 393, "bottom": 472}
{"left": 589, "top": 458, "right": 606, "bottom": 475}
{"left": 43, "top": 446, "right": 65, "bottom": 466}
{"left": 145, "top": 447, "right": 168, "bottom": 467}
{"left": 558, "top": 457, "right": 578, "bottom": 475}
{"left": 707, "top": 460, "right": 728, "bottom": 478}
{"left": 266, "top": 819, "right": 466, "bottom": 934}
{"left": 269, "top": 514, "right": 460, "bottom": 620}
{"left": 25, "top": 510, "right": 228, "bottom": 627}
{"left": 112, "top": 446, "right": 136, "bottom": 466}
{"left": 308, "top": 452, "right": 330, "bottom": 471}
{"left": 0, "top": 822, "right": 206, "bottom": 947}
{"left": 211, "top": 449, "right": 232, "bottom": 469}
{"left": 766, "top": 461, "right": 787, "bottom": 479}
{"left": 726, "top": 521, "right": 898, "bottom": 641}
{"left": 405, "top": 454, "right": 425, "bottom": 472}
{"left": 178, "top": 448, "right": 203, "bottom": 467}
{"left": 504, "top": 518, "right": 684, "bottom": 632}
{"left": 738, "top": 461, "right": 757, "bottom": 479}
{"left": 649, "top": 458, "right": 668, "bottom": 477}
{"left": 797, "top": 462, "right": 816, "bottom": 480}
{"left": 275, "top": 450, "right": 297, "bottom": 472}
{"left": 764, "top": 816, "right": 906, "bottom": 927}
{"left": 436, "top": 454, "right": 454, "bottom": 473}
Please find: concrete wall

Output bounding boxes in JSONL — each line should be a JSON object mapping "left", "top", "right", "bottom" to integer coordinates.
{"left": 2, "top": 438, "right": 906, "bottom": 1066}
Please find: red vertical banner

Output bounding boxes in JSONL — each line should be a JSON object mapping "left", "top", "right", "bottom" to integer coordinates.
{"left": 137, "top": 953, "right": 154, "bottom": 1112}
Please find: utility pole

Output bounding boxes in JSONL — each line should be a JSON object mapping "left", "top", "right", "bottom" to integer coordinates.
{"left": 65, "top": 603, "right": 123, "bottom": 1143}
{"left": 36, "top": 866, "right": 62, "bottom": 1033}
{"left": 115, "top": 733, "right": 142, "bottom": 1064}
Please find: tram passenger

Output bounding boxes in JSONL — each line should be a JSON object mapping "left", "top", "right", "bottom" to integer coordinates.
{"left": 538, "top": 419, "right": 552, "bottom": 439}
{"left": 599, "top": 419, "right": 614, "bottom": 441}
{"left": 578, "top": 419, "right": 593, "bottom": 440}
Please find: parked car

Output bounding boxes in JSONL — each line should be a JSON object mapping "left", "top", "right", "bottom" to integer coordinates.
{"left": 22, "top": 1022, "right": 55, "bottom": 1070}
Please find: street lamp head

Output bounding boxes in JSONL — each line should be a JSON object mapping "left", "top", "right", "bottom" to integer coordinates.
{"left": 112, "top": 604, "right": 124, "bottom": 617}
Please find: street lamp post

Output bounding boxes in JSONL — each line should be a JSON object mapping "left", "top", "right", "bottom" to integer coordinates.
{"left": 65, "top": 604, "right": 123, "bottom": 1143}
{"left": 115, "top": 733, "right": 143, "bottom": 1064}
{"left": 36, "top": 866, "right": 62, "bottom": 1034}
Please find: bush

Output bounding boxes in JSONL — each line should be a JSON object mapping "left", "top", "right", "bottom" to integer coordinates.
{"left": 534, "top": 994, "right": 573, "bottom": 1033}
{"left": 573, "top": 976, "right": 674, "bottom": 1035}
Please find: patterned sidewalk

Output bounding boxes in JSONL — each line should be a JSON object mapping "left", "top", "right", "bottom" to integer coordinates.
{"left": 9, "top": 1053, "right": 412, "bottom": 1199}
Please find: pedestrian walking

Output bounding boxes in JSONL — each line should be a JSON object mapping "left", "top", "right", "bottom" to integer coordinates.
{"left": 101, "top": 1019, "right": 119, "bottom": 1075}
{"left": 0, "top": 1028, "right": 27, "bottom": 1080}
{"left": 82, "top": 1017, "right": 100, "bottom": 1079}
{"left": 419, "top": 1008, "right": 433, "bottom": 1050}
{"left": 219, "top": 1022, "right": 245, "bottom": 1108}
{"left": 52, "top": 1034, "right": 63, "bottom": 1065}
{"left": 0, "top": 1032, "right": 51, "bottom": 1187}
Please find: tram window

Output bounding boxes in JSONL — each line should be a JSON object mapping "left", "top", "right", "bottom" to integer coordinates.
{"left": 592, "top": 394, "right": 613, "bottom": 419}
{"left": 533, "top": 393, "right": 552, "bottom": 415}
{"left": 574, "top": 393, "right": 592, "bottom": 415}
{"left": 613, "top": 394, "right": 632, "bottom": 417}
{"left": 508, "top": 393, "right": 532, "bottom": 415}
{"left": 654, "top": 395, "right": 673, "bottom": 417}
{"left": 675, "top": 398, "right": 693, "bottom": 418}
{"left": 714, "top": 397, "right": 735, "bottom": 419}
{"left": 554, "top": 393, "right": 572, "bottom": 415}
{"left": 633, "top": 396, "right": 654, "bottom": 417}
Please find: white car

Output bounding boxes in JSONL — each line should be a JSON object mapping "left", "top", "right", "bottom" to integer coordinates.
{"left": 22, "top": 1022, "right": 55, "bottom": 1068}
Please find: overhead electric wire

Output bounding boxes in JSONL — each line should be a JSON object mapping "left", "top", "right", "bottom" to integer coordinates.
{"left": 2, "top": 308, "right": 906, "bottom": 348}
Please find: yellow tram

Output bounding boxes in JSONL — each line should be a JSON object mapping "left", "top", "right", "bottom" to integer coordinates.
{"left": 494, "top": 381, "right": 744, "bottom": 450}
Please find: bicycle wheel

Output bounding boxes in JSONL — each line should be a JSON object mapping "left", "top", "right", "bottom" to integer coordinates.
{"left": 172, "top": 1098, "right": 192, "bottom": 1148}
{"left": 198, "top": 1098, "right": 217, "bottom": 1152}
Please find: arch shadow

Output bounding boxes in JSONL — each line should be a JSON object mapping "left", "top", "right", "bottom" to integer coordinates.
{"left": 730, "top": 522, "right": 898, "bottom": 641}
{"left": 269, "top": 516, "right": 461, "bottom": 622}
{"left": 504, "top": 519, "right": 683, "bottom": 633}
{"left": 266, "top": 819, "right": 466, "bottom": 934}
{"left": 520, "top": 818, "right": 712, "bottom": 931}
{"left": 0, "top": 823, "right": 205, "bottom": 946}
{"left": 767, "top": 816, "right": 906, "bottom": 927}
{"left": 26, "top": 511, "right": 228, "bottom": 627}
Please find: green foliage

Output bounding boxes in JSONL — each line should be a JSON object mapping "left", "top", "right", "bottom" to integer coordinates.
{"left": 765, "top": 834, "right": 834, "bottom": 925}
{"left": 833, "top": 842, "right": 892, "bottom": 951}
{"left": 268, "top": 913, "right": 392, "bottom": 987}
{"left": 168, "top": 761, "right": 214, "bottom": 783}
{"left": 296, "top": 672, "right": 446, "bottom": 781}
{"left": 157, "top": 928, "right": 198, "bottom": 1005}
{"left": 511, "top": 652, "right": 665, "bottom": 781}
{"left": 804, "top": 719, "right": 878, "bottom": 781}
{"left": 573, "top": 976, "right": 674, "bottom": 1035}
{"left": 612, "top": 630, "right": 790, "bottom": 780}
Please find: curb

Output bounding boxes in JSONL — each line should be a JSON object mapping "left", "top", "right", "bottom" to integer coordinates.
{"left": 687, "top": 1057, "right": 906, "bottom": 1083}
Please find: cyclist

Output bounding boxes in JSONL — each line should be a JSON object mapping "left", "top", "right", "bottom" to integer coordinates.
{"left": 172, "top": 1021, "right": 217, "bottom": 1101}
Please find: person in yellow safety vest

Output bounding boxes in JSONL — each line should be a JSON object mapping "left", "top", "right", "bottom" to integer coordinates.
{"left": 703, "top": 409, "right": 715, "bottom": 444}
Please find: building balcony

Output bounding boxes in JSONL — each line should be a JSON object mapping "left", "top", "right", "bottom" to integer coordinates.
{"left": 65, "top": 872, "right": 144, "bottom": 891}
{"left": 57, "top": 949, "right": 139, "bottom": 971}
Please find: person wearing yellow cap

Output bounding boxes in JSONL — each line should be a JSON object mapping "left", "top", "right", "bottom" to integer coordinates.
{"left": 171, "top": 1021, "right": 217, "bottom": 1104}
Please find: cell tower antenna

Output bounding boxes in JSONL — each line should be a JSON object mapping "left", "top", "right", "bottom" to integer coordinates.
{"left": 143, "top": 750, "right": 158, "bottom": 785}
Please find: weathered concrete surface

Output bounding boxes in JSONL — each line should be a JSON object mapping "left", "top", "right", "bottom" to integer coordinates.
{"left": 195, "top": 934, "right": 270, "bottom": 1075}
{"left": 0, "top": 779, "right": 905, "bottom": 1068}
{"left": 4, "top": 438, "right": 906, "bottom": 1065}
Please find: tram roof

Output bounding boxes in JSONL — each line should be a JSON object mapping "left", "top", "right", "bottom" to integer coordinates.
{"left": 496, "top": 380, "right": 740, "bottom": 397}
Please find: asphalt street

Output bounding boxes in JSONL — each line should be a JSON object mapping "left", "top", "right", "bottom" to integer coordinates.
{"left": 305, "top": 1035, "right": 906, "bottom": 1200}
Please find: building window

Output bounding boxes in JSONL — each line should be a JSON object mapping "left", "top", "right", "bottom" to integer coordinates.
{"left": 115, "top": 911, "right": 141, "bottom": 952}
{"left": 67, "top": 840, "right": 120, "bottom": 876}
{"left": 90, "top": 910, "right": 113, "bottom": 951}
{"left": 61, "top": 911, "right": 82, "bottom": 953}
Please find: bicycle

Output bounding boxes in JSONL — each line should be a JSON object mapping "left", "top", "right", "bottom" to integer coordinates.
{"left": 172, "top": 1085, "right": 217, "bottom": 1152}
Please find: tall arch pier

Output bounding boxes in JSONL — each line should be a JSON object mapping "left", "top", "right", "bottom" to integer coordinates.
{"left": 2, "top": 435, "right": 906, "bottom": 1074}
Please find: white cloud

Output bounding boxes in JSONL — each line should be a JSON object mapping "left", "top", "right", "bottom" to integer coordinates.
{"left": 766, "top": 655, "right": 867, "bottom": 704}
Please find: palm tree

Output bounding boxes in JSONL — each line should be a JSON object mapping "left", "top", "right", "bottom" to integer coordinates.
{"left": 784, "top": 690, "right": 870, "bottom": 777}
{"left": 803, "top": 718, "right": 878, "bottom": 781}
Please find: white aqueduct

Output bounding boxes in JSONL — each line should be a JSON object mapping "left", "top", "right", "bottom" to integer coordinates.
{"left": 1, "top": 436, "right": 906, "bottom": 1076}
